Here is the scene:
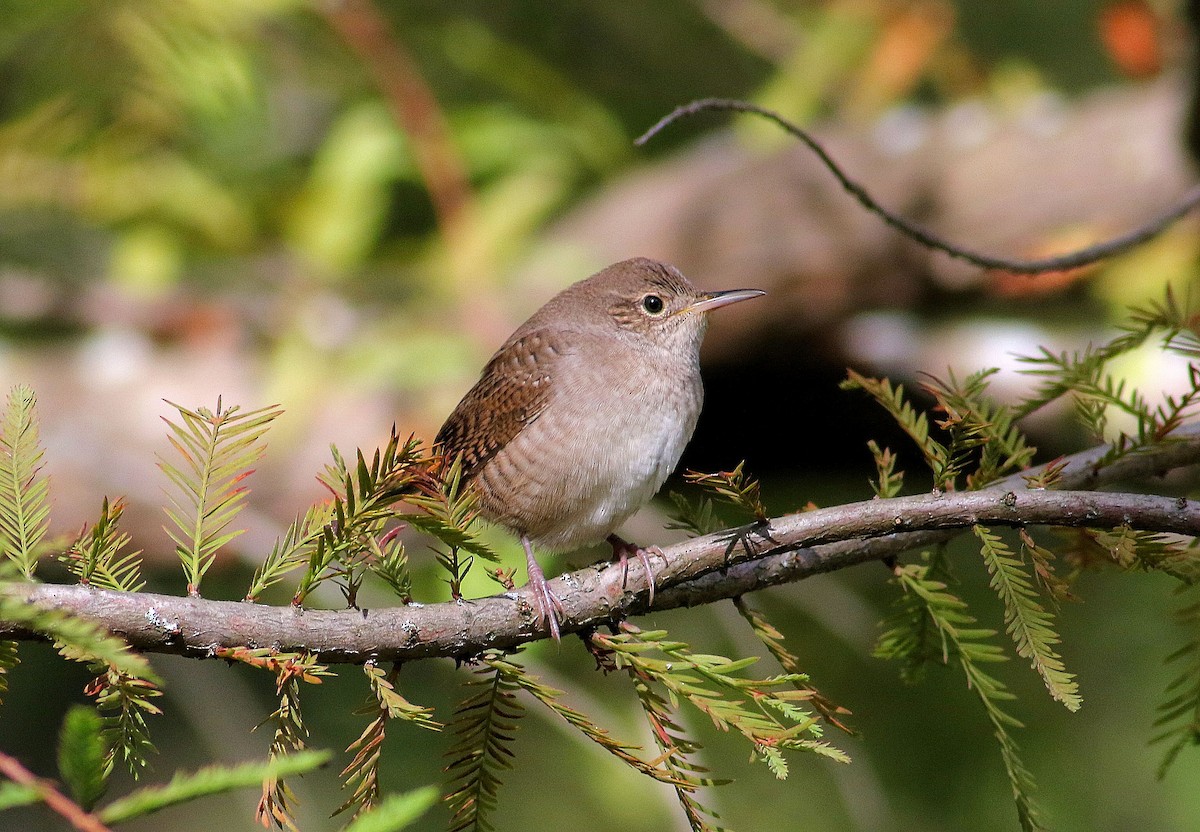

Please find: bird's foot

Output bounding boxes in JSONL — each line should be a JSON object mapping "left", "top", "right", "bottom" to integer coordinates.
{"left": 607, "top": 534, "right": 660, "bottom": 606}
{"left": 522, "top": 536, "right": 565, "bottom": 641}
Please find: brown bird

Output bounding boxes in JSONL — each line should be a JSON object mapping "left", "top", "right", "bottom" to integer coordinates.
{"left": 435, "top": 257, "right": 764, "bottom": 638}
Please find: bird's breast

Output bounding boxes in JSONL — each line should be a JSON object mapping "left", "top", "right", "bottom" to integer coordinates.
{"left": 474, "top": 346, "right": 703, "bottom": 551}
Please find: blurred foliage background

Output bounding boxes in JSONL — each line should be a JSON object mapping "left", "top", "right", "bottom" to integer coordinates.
{"left": 3, "top": 1, "right": 1200, "bottom": 830}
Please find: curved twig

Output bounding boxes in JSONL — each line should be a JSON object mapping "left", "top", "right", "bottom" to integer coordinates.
{"left": 637, "top": 98, "right": 1200, "bottom": 275}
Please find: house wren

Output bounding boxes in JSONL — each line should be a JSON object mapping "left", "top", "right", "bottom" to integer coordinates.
{"left": 435, "top": 257, "right": 764, "bottom": 638}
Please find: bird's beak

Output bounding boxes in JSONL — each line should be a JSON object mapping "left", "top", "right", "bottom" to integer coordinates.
{"left": 684, "top": 288, "right": 766, "bottom": 314}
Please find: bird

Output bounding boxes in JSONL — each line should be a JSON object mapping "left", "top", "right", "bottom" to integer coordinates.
{"left": 434, "top": 257, "right": 764, "bottom": 639}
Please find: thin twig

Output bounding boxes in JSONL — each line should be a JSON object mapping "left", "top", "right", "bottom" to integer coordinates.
{"left": 636, "top": 98, "right": 1200, "bottom": 274}
{"left": 0, "top": 750, "right": 112, "bottom": 832}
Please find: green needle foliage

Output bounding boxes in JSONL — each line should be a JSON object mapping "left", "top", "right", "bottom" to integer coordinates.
{"left": 732, "top": 597, "right": 854, "bottom": 734}
{"left": 444, "top": 658, "right": 525, "bottom": 832}
{"left": 98, "top": 749, "right": 331, "bottom": 826}
{"left": 594, "top": 623, "right": 848, "bottom": 779}
{"left": 877, "top": 556, "right": 1043, "bottom": 832}
{"left": 247, "top": 502, "right": 332, "bottom": 602}
{"left": 484, "top": 651, "right": 682, "bottom": 783}
{"left": 629, "top": 662, "right": 728, "bottom": 832}
{"left": 0, "top": 639, "right": 18, "bottom": 708}
{"left": 1154, "top": 584, "right": 1200, "bottom": 778}
{"left": 0, "top": 782, "right": 40, "bottom": 811}
{"left": 87, "top": 662, "right": 163, "bottom": 779}
{"left": 842, "top": 370, "right": 955, "bottom": 489}
{"left": 0, "top": 385, "right": 49, "bottom": 578}
{"left": 86, "top": 662, "right": 162, "bottom": 777}
{"left": 294, "top": 428, "right": 429, "bottom": 606}
{"left": 57, "top": 705, "right": 108, "bottom": 810}
{"left": 159, "top": 398, "right": 282, "bottom": 596}
{"left": 340, "top": 786, "right": 439, "bottom": 832}
{"left": 975, "top": 525, "right": 1081, "bottom": 712}
{"left": 338, "top": 663, "right": 440, "bottom": 820}
{"left": 60, "top": 496, "right": 144, "bottom": 593}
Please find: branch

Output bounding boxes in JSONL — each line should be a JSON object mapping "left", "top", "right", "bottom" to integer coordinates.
{"left": 637, "top": 98, "right": 1200, "bottom": 274}
{"left": 0, "top": 749, "right": 112, "bottom": 832}
{"left": 3, "top": 426, "right": 1199, "bottom": 662}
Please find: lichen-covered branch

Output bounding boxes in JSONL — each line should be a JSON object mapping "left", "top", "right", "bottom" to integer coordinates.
{"left": 2, "top": 424, "right": 1198, "bottom": 663}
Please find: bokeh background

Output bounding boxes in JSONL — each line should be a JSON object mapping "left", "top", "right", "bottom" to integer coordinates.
{"left": 3, "top": 1, "right": 1200, "bottom": 830}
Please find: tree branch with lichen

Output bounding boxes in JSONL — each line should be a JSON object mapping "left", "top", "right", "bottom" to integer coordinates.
{"left": 3, "top": 423, "right": 1197, "bottom": 662}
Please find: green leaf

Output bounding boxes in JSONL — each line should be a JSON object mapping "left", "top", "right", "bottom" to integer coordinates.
{"left": 342, "top": 786, "right": 439, "bottom": 832}
{"left": 98, "top": 749, "right": 331, "bottom": 825}
{"left": 975, "top": 525, "right": 1081, "bottom": 712}
{"left": 57, "top": 705, "right": 109, "bottom": 810}
{"left": 0, "top": 385, "right": 50, "bottom": 578}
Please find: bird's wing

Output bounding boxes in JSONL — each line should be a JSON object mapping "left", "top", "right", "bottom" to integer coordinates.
{"left": 434, "top": 329, "right": 567, "bottom": 480}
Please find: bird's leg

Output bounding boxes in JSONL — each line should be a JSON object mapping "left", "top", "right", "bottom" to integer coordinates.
{"left": 521, "top": 535, "right": 565, "bottom": 641}
{"left": 606, "top": 534, "right": 660, "bottom": 606}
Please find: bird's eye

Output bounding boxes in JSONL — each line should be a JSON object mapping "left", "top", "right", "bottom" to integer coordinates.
{"left": 641, "top": 294, "right": 665, "bottom": 315}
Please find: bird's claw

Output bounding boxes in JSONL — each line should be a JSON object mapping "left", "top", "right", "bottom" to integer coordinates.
{"left": 608, "top": 534, "right": 660, "bottom": 606}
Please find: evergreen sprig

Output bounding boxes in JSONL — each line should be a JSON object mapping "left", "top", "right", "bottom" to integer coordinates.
{"left": 922, "top": 369, "right": 1037, "bottom": 489}
{"left": 57, "top": 705, "right": 108, "bottom": 811}
{"left": 294, "top": 428, "right": 428, "bottom": 606}
{"left": 594, "top": 623, "right": 848, "bottom": 780}
{"left": 407, "top": 455, "right": 500, "bottom": 601}
{"left": 483, "top": 652, "right": 683, "bottom": 784}
{"left": 683, "top": 462, "right": 768, "bottom": 523}
{"left": 444, "top": 657, "right": 525, "bottom": 832}
{"left": 1153, "top": 584, "right": 1200, "bottom": 778}
{"left": 60, "top": 497, "right": 144, "bottom": 593}
{"left": 0, "top": 639, "right": 18, "bottom": 708}
{"left": 629, "top": 663, "right": 728, "bottom": 832}
{"left": 732, "top": 597, "right": 854, "bottom": 734}
{"left": 877, "top": 558, "right": 1043, "bottom": 832}
{"left": 338, "top": 662, "right": 441, "bottom": 820}
{"left": 1015, "top": 291, "right": 1200, "bottom": 468}
{"left": 99, "top": 749, "right": 331, "bottom": 826}
{"left": 247, "top": 502, "right": 332, "bottom": 602}
{"left": 842, "top": 370, "right": 952, "bottom": 488}
{"left": 217, "top": 648, "right": 332, "bottom": 831}
{"left": 666, "top": 490, "right": 723, "bottom": 538}
{"left": 867, "top": 440, "right": 904, "bottom": 498}
{"left": 85, "top": 663, "right": 163, "bottom": 779}
{"left": 158, "top": 398, "right": 282, "bottom": 596}
{"left": 975, "top": 525, "right": 1081, "bottom": 711}
{"left": 0, "top": 384, "right": 50, "bottom": 578}
{"left": 1087, "top": 526, "right": 1200, "bottom": 584}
